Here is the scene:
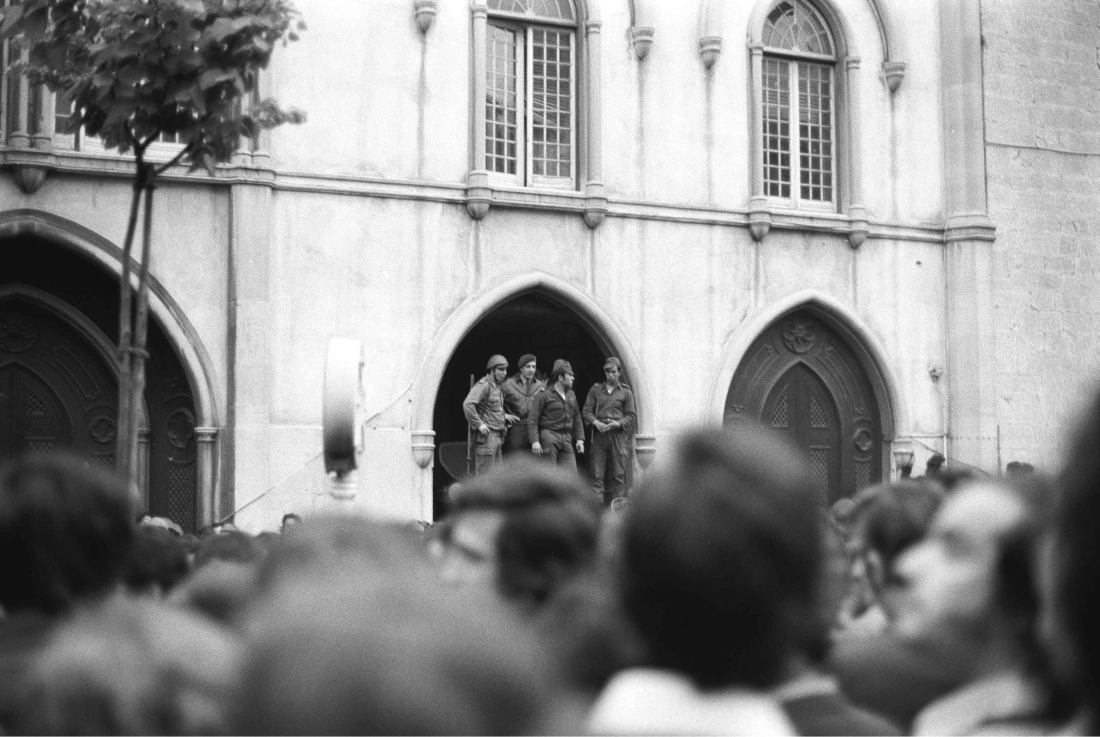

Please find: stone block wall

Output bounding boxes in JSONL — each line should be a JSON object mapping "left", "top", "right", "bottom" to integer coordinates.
{"left": 982, "top": 0, "right": 1100, "bottom": 469}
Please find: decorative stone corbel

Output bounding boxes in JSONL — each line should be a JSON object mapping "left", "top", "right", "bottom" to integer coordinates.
{"left": 883, "top": 61, "right": 906, "bottom": 93}
{"left": 583, "top": 181, "right": 608, "bottom": 229}
{"left": 699, "top": 36, "right": 722, "bottom": 69}
{"left": 748, "top": 196, "right": 771, "bottom": 241}
{"left": 630, "top": 26, "right": 654, "bottom": 60}
{"left": 465, "top": 170, "right": 492, "bottom": 220}
{"left": 635, "top": 434, "right": 657, "bottom": 469}
{"left": 11, "top": 164, "right": 49, "bottom": 194}
{"left": 848, "top": 204, "right": 869, "bottom": 249}
{"left": 411, "top": 430, "right": 435, "bottom": 468}
{"left": 414, "top": 0, "right": 438, "bottom": 33}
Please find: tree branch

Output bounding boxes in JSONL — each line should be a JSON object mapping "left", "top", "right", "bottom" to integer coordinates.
{"left": 153, "top": 140, "right": 194, "bottom": 175}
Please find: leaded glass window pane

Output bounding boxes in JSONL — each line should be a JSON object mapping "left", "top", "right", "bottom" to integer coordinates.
{"left": 487, "top": 0, "right": 574, "bottom": 22}
{"left": 530, "top": 28, "right": 572, "bottom": 179}
{"left": 763, "top": 0, "right": 834, "bottom": 56}
{"left": 798, "top": 61, "right": 833, "bottom": 202}
{"left": 762, "top": 58, "right": 791, "bottom": 198}
{"left": 486, "top": 24, "right": 519, "bottom": 175}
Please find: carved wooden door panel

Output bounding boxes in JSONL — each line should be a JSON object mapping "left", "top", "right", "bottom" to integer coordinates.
{"left": 0, "top": 300, "right": 117, "bottom": 469}
{"left": 763, "top": 363, "right": 842, "bottom": 504}
{"left": 725, "top": 310, "right": 883, "bottom": 501}
{"left": 0, "top": 364, "right": 75, "bottom": 457}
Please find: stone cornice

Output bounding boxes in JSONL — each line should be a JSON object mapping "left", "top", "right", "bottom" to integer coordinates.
{"left": 1, "top": 149, "right": 976, "bottom": 245}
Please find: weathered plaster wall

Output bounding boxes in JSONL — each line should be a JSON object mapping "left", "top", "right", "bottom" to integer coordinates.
{"left": 0, "top": 173, "right": 230, "bottom": 421}
{"left": 982, "top": 0, "right": 1100, "bottom": 469}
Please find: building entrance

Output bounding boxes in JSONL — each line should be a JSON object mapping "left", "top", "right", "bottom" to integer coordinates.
{"left": 431, "top": 291, "right": 625, "bottom": 519}
{"left": 725, "top": 310, "right": 882, "bottom": 503}
{"left": 1, "top": 235, "right": 200, "bottom": 531}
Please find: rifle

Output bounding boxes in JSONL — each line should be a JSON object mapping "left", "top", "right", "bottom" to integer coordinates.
{"left": 466, "top": 373, "right": 474, "bottom": 476}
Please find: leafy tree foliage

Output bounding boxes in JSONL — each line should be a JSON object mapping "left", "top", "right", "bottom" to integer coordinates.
{"left": 5, "top": 0, "right": 305, "bottom": 170}
{"left": 1, "top": 0, "right": 306, "bottom": 504}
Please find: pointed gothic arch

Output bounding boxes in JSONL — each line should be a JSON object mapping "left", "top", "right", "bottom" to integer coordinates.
{"left": 0, "top": 209, "right": 222, "bottom": 528}
{"left": 710, "top": 292, "right": 899, "bottom": 500}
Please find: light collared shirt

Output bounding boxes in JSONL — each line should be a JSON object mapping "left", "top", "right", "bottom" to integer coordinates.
{"left": 913, "top": 670, "right": 1053, "bottom": 736}
{"left": 586, "top": 668, "right": 795, "bottom": 736}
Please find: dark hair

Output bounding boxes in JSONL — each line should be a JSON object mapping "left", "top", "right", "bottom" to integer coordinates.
{"left": 983, "top": 474, "right": 1075, "bottom": 723}
{"left": 451, "top": 459, "right": 600, "bottom": 608}
{"left": 234, "top": 558, "right": 554, "bottom": 734}
{"left": 193, "top": 530, "right": 263, "bottom": 569}
{"left": 0, "top": 453, "right": 134, "bottom": 615}
{"left": 281, "top": 513, "right": 301, "bottom": 525}
{"left": 124, "top": 526, "right": 191, "bottom": 594}
{"left": 1056, "top": 390, "right": 1100, "bottom": 729}
{"left": 857, "top": 481, "right": 945, "bottom": 574}
{"left": 620, "top": 426, "right": 820, "bottom": 689}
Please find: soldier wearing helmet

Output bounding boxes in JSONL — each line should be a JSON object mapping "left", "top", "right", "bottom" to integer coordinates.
{"left": 462, "top": 355, "right": 512, "bottom": 475}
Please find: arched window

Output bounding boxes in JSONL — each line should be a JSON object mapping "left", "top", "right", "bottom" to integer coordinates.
{"left": 483, "top": 0, "right": 577, "bottom": 189}
{"left": 760, "top": 0, "right": 837, "bottom": 209}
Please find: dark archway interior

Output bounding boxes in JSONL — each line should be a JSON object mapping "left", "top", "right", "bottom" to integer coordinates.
{"left": 1, "top": 235, "right": 199, "bottom": 530}
{"left": 431, "top": 292, "right": 623, "bottom": 519}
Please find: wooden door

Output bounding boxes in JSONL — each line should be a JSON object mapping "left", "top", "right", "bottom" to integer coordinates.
{"left": 0, "top": 364, "right": 75, "bottom": 458}
{"left": 763, "top": 363, "right": 841, "bottom": 504}
{"left": 725, "top": 310, "right": 883, "bottom": 501}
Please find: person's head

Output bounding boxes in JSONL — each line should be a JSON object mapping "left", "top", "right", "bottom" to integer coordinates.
{"left": 234, "top": 557, "right": 558, "bottom": 735}
{"left": 847, "top": 480, "right": 945, "bottom": 618}
{"left": 603, "top": 357, "right": 622, "bottom": 386}
{"left": 895, "top": 477, "right": 1054, "bottom": 679}
{"left": 518, "top": 354, "right": 537, "bottom": 381}
{"left": 486, "top": 354, "right": 508, "bottom": 384}
{"left": 550, "top": 359, "right": 574, "bottom": 390}
{"left": 193, "top": 529, "right": 263, "bottom": 570}
{"left": 439, "top": 459, "right": 600, "bottom": 609}
{"left": 280, "top": 513, "right": 302, "bottom": 533}
{"left": 19, "top": 597, "right": 240, "bottom": 735}
{"left": 124, "top": 526, "right": 191, "bottom": 597}
{"left": 1006, "top": 461, "right": 1036, "bottom": 478}
{"left": 0, "top": 453, "right": 134, "bottom": 615}
{"left": 926, "top": 453, "right": 945, "bottom": 476}
{"left": 1052, "top": 389, "right": 1100, "bottom": 729}
{"left": 620, "top": 425, "right": 820, "bottom": 689}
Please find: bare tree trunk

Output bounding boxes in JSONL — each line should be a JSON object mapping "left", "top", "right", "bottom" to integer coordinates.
{"left": 128, "top": 178, "right": 155, "bottom": 502}
{"left": 115, "top": 172, "right": 145, "bottom": 488}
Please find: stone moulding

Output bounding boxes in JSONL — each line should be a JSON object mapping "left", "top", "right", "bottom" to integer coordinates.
{"left": 883, "top": 61, "right": 906, "bottom": 93}
{"left": 634, "top": 434, "right": 657, "bottom": 469}
{"left": 699, "top": 36, "right": 722, "bottom": 69}
{"left": 411, "top": 430, "right": 435, "bottom": 468}
{"left": 630, "top": 26, "right": 655, "bottom": 60}
{"left": 414, "top": 0, "right": 438, "bottom": 33}
{"left": 2, "top": 148, "right": 56, "bottom": 194}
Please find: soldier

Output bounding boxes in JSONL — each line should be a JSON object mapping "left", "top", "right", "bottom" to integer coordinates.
{"left": 582, "top": 357, "right": 637, "bottom": 504}
{"left": 462, "top": 354, "right": 511, "bottom": 475}
{"left": 528, "top": 360, "right": 584, "bottom": 471}
{"left": 501, "top": 353, "right": 545, "bottom": 453}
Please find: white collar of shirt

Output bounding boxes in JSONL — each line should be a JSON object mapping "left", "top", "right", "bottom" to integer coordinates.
{"left": 771, "top": 672, "right": 840, "bottom": 703}
{"left": 913, "top": 670, "right": 1048, "bottom": 736}
{"left": 586, "top": 668, "right": 796, "bottom": 736}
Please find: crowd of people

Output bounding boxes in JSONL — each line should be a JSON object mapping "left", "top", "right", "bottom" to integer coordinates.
{"left": 2, "top": 386, "right": 1100, "bottom": 735}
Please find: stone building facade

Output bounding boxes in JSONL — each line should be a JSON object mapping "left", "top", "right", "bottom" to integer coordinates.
{"left": 0, "top": 0, "right": 1093, "bottom": 531}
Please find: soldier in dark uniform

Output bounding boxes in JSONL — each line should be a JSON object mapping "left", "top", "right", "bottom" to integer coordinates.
{"left": 501, "top": 353, "right": 545, "bottom": 454}
{"left": 582, "top": 357, "right": 636, "bottom": 504}
{"left": 528, "top": 360, "right": 584, "bottom": 471}
{"left": 462, "top": 355, "right": 511, "bottom": 475}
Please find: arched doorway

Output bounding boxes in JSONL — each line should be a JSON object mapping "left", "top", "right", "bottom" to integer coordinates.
{"left": 725, "top": 309, "right": 882, "bottom": 503}
{"left": 0, "top": 234, "right": 200, "bottom": 530}
{"left": 431, "top": 291, "right": 632, "bottom": 519}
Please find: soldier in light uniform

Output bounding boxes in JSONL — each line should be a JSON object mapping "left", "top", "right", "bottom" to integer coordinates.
{"left": 501, "top": 353, "right": 545, "bottom": 454}
{"left": 582, "top": 357, "right": 636, "bottom": 504}
{"left": 462, "top": 354, "right": 512, "bottom": 475}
